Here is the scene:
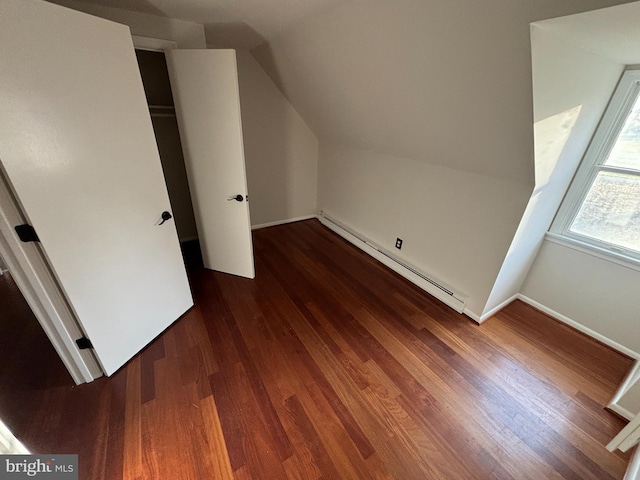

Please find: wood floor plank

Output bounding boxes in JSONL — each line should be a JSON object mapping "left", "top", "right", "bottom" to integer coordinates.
{"left": 297, "top": 382, "right": 374, "bottom": 479}
{"left": 0, "top": 219, "right": 633, "bottom": 479}
{"left": 282, "top": 394, "right": 340, "bottom": 480}
{"left": 479, "top": 310, "right": 622, "bottom": 403}
{"left": 122, "top": 357, "right": 142, "bottom": 480}
{"left": 420, "top": 317, "right": 627, "bottom": 478}
{"left": 352, "top": 307, "right": 561, "bottom": 480}
{"left": 198, "top": 391, "right": 234, "bottom": 478}
{"left": 208, "top": 365, "right": 249, "bottom": 471}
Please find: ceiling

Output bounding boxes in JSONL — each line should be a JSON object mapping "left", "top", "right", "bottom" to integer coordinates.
{"left": 534, "top": 1, "right": 640, "bottom": 65}
{"left": 71, "top": 0, "right": 349, "bottom": 48}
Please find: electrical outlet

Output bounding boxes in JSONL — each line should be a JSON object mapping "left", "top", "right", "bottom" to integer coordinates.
{"left": 395, "top": 238, "right": 403, "bottom": 250}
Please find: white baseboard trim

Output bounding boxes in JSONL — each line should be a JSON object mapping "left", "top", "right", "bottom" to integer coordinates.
{"left": 517, "top": 294, "right": 640, "bottom": 360}
{"left": 611, "top": 361, "right": 640, "bottom": 406}
{"left": 609, "top": 360, "right": 640, "bottom": 422}
{"left": 609, "top": 403, "right": 635, "bottom": 422}
{"left": 252, "top": 215, "right": 317, "bottom": 231}
{"left": 318, "top": 213, "right": 467, "bottom": 314}
{"left": 625, "top": 445, "right": 640, "bottom": 480}
{"left": 478, "top": 294, "right": 520, "bottom": 324}
{"left": 463, "top": 308, "right": 482, "bottom": 324}
{"left": 516, "top": 295, "right": 639, "bottom": 423}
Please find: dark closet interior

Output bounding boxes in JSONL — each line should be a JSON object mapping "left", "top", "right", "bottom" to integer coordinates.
{"left": 135, "top": 50, "right": 198, "bottom": 244}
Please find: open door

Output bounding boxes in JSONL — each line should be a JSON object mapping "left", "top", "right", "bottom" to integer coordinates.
{"left": 165, "top": 50, "right": 256, "bottom": 279}
{"left": 0, "top": 0, "right": 193, "bottom": 376}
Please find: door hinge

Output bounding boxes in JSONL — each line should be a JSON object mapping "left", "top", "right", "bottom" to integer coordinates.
{"left": 76, "top": 336, "right": 93, "bottom": 350}
{"left": 15, "top": 224, "right": 40, "bottom": 243}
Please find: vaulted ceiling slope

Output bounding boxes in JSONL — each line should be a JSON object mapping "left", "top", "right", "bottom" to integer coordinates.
{"left": 71, "top": 0, "right": 637, "bottom": 184}
{"left": 68, "top": 0, "right": 349, "bottom": 48}
{"left": 251, "top": 0, "right": 639, "bottom": 184}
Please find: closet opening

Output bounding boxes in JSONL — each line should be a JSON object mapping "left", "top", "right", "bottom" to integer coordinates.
{"left": 134, "top": 49, "right": 203, "bottom": 269}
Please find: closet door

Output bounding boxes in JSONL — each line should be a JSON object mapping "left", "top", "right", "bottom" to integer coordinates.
{"left": 0, "top": 0, "right": 193, "bottom": 375}
{"left": 166, "top": 50, "right": 255, "bottom": 279}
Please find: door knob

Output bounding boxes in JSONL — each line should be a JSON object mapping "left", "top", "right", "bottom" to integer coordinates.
{"left": 158, "top": 211, "right": 173, "bottom": 225}
{"left": 227, "top": 194, "right": 244, "bottom": 202}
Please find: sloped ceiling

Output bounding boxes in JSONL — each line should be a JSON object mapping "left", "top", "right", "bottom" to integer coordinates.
{"left": 72, "top": 0, "right": 639, "bottom": 184}
{"left": 252, "top": 0, "right": 640, "bottom": 184}
{"left": 67, "top": 0, "right": 349, "bottom": 48}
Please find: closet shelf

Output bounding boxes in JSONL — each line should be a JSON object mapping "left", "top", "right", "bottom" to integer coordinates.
{"left": 149, "top": 104, "right": 175, "bottom": 118}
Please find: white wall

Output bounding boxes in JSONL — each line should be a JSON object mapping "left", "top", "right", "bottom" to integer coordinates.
{"left": 236, "top": 51, "right": 318, "bottom": 227}
{"left": 496, "top": 5, "right": 640, "bottom": 417}
{"left": 482, "top": 27, "right": 624, "bottom": 316}
{"left": 47, "top": 0, "right": 206, "bottom": 48}
{"left": 318, "top": 143, "right": 531, "bottom": 315}
{"left": 620, "top": 379, "right": 640, "bottom": 415}
{"left": 522, "top": 240, "right": 640, "bottom": 354}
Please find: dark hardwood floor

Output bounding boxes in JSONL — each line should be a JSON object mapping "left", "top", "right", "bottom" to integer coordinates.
{"left": 0, "top": 219, "right": 634, "bottom": 479}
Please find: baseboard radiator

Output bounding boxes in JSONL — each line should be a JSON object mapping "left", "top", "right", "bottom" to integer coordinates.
{"left": 318, "top": 212, "right": 468, "bottom": 313}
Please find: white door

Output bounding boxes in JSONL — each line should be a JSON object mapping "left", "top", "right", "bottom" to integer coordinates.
{"left": 0, "top": 0, "right": 193, "bottom": 376}
{"left": 165, "top": 50, "right": 255, "bottom": 279}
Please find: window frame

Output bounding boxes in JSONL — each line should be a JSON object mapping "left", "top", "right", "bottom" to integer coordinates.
{"left": 550, "top": 68, "right": 640, "bottom": 263}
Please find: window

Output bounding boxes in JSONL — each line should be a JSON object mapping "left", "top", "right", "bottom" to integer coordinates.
{"left": 551, "top": 68, "right": 640, "bottom": 262}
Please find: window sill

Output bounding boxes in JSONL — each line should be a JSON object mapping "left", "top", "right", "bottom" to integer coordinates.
{"left": 544, "top": 232, "right": 640, "bottom": 273}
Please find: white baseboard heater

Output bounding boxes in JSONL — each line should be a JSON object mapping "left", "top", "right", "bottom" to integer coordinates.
{"left": 318, "top": 212, "right": 468, "bottom": 313}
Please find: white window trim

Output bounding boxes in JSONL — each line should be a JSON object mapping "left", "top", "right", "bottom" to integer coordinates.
{"left": 545, "top": 232, "right": 640, "bottom": 272}
{"left": 550, "top": 68, "right": 640, "bottom": 262}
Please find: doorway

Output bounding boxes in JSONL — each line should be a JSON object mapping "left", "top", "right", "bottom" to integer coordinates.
{"left": 0, "top": 49, "right": 201, "bottom": 397}
{"left": 0, "top": 261, "right": 73, "bottom": 445}
{"left": 135, "top": 49, "right": 200, "bottom": 251}
{"left": 0, "top": 15, "right": 254, "bottom": 384}
{"left": 0, "top": 169, "right": 102, "bottom": 384}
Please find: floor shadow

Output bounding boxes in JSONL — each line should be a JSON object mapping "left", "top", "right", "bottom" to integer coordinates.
{"left": 0, "top": 271, "right": 74, "bottom": 438}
